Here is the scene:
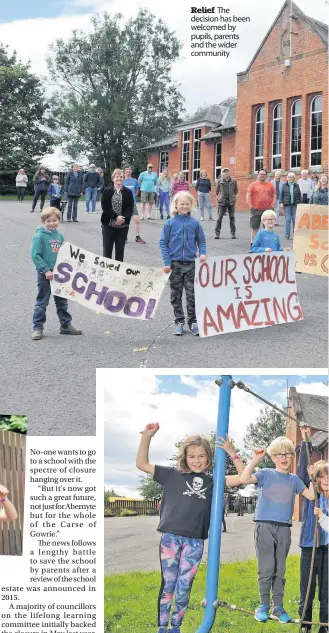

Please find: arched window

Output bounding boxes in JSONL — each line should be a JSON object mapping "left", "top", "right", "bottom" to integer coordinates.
{"left": 272, "top": 103, "right": 282, "bottom": 170}
{"left": 310, "top": 95, "right": 322, "bottom": 166}
{"left": 254, "top": 106, "right": 265, "bottom": 172}
{"left": 290, "top": 99, "right": 302, "bottom": 168}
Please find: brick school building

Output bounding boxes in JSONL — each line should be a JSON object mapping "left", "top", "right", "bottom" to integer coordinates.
{"left": 144, "top": 1, "right": 328, "bottom": 211}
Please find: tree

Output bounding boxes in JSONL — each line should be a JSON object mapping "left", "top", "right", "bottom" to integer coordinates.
{"left": 137, "top": 475, "right": 162, "bottom": 500}
{"left": 46, "top": 10, "right": 184, "bottom": 171}
{"left": 243, "top": 406, "right": 286, "bottom": 469}
{"left": 0, "top": 45, "right": 53, "bottom": 186}
{"left": 0, "top": 415, "right": 27, "bottom": 434}
{"left": 104, "top": 488, "right": 121, "bottom": 504}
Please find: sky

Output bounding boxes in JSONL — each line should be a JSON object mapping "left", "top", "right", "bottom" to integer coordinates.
{"left": 103, "top": 373, "right": 328, "bottom": 498}
{"left": 0, "top": 0, "right": 327, "bottom": 168}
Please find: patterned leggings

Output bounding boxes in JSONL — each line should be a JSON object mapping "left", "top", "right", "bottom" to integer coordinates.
{"left": 158, "top": 532, "right": 204, "bottom": 627}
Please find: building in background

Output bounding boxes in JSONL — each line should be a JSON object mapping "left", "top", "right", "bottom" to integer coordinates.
{"left": 144, "top": 1, "right": 328, "bottom": 210}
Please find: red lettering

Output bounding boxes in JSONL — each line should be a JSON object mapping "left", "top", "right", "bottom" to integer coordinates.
{"left": 321, "top": 255, "right": 328, "bottom": 274}
{"left": 244, "top": 300, "right": 263, "bottom": 326}
{"left": 304, "top": 253, "right": 317, "bottom": 267}
{"left": 234, "top": 286, "right": 242, "bottom": 299}
{"left": 203, "top": 307, "right": 220, "bottom": 336}
{"left": 261, "top": 298, "right": 276, "bottom": 326}
{"left": 199, "top": 262, "right": 210, "bottom": 288}
{"left": 287, "top": 292, "right": 303, "bottom": 321}
{"left": 235, "top": 302, "right": 252, "bottom": 328}
{"left": 242, "top": 256, "right": 252, "bottom": 284}
{"left": 217, "top": 303, "right": 238, "bottom": 331}
{"left": 273, "top": 297, "right": 288, "bottom": 323}
{"left": 212, "top": 260, "right": 224, "bottom": 288}
{"left": 225, "top": 258, "right": 238, "bottom": 285}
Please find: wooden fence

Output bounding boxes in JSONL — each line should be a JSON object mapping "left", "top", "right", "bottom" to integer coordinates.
{"left": 0, "top": 430, "right": 26, "bottom": 555}
{"left": 105, "top": 498, "right": 159, "bottom": 516}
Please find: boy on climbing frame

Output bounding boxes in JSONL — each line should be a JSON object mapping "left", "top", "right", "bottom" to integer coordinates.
{"left": 240, "top": 437, "right": 315, "bottom": 624}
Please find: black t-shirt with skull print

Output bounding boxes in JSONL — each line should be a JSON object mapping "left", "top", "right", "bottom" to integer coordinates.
{"left": 154, "top": 465, "right": 213, "bottom": 540}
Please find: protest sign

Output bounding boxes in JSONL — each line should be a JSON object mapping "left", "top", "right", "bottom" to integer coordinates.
{"left": 195, "top": 252, "right": 303, "bottom": 338}
{"left": 293, "top": 204, "right": 328, "bottom": 276}
{"left": 51, "top": 242, "right": 169, "bottom": 320}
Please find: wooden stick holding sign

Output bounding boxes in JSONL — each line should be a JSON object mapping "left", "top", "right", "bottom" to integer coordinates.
{"left": 51, "top": 242, "right": 170, "bottom": 320}
{"left": 194, "top": 252, "right": 303, "bottom": 338}
{"left": 293, "top": 204, "right": 328, "bottom": 276}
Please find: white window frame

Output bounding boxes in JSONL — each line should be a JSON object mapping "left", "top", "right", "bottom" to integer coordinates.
{"left": 215, "top": 140, "right": 222, "bottom": 180}
{"left": 272, "top": 103, "right": 282, "bottom": 171}
{"left": 192, "top": 128, "right": 202, "bottom": 182}
{"left": 181, "top": 131, "right": 190, "bottom": 179}
{"left": 310, "top": 95, "right": 322, "bottom": 168}
{"left": 290, "top": 98, "right": 302, "bottom": 169}
{"left": 159, "top": 150, "right": 169, "bottom": 173}
{"left": 254, "top": 106, "right": 265, "bottom": 173}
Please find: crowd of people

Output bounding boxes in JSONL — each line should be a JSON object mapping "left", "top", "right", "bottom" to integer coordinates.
{"left": 136, "top": 423, "right": 328, "bottom": 633}
{"left": 24, "top": 161, "right": 327, "bottom": 339}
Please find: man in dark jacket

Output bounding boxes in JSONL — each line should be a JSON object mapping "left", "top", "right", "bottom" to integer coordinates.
{"left": 64, "top": 163, "right": 84, "bottom": 222}
{"left": 215, "top": 168, "right": 238, "bottom": 239}
{"left": 280, "top": 171, "right": 301, "bottom": 240}
{"left": 84, "top": 163, "right": 101, "bottom": 213}
{"left": 31, "top": 169, "right": 51, "bottom": 212}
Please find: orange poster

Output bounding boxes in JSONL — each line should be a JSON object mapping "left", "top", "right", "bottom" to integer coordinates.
{"left": 293, "top": 204, "right": 328, "bottom": 276}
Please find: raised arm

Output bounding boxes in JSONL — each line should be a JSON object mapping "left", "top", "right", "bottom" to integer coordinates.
{"left": 217, "top": 435, "right": 254, "bottom": 486}
{"left": 301, "top": 482, "right": 315, "bottom": 501}
{"left": 136, "top": 423, "right": 159, "bottom": 476}
{"left": 240, "top": 449, "right": 266, "bottom": 484}
{"left": 0, "top": 486, "right": 18, "bottom": 522}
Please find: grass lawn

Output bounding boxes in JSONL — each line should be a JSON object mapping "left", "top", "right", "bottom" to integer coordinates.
{"left": 104, "top": 556, "right": 318, "bottom": 633}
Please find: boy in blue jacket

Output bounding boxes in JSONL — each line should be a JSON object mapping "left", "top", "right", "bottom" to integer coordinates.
{"left": 251, "top": 210, "right": 290, "bottom": 253}
{"left": 159, "top": 192, "right": 207, "bottom": 336}
{"left": 48, "top": 175, "right": 63, "bottom": 210}
{"left": 297, "top": 426, "right": 328, "bottom": 633}
{"left": 30, "top": 207, "right": 82, "bottom": 340}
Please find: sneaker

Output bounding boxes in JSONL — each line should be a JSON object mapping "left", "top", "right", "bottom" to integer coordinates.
{"left": 271, "top": 606, "right": 292, "bottom": 623}
{"left": 166, "top": 215, "right": 170, "bottom": 220}
{"left": 32, "top": 330, "right": 43, "bottom": 340}
{"left": 67, "top": 219, "right": 72, "bottom": 222}
{"left": 174, "top": 324, "right": 184, "bottom": 336}
{"left": 160, "top": 215, "right": 164, "bottom": 219}
{"left": 285, "top": 235, "right": 290, "bottom": 240}
{"left": 231, "top": 234, "right": 236, "bottom": 239}
{"left": 214, "top": 235, "right": 220, "bottom": 239}
{"left": 208, "top": 217, "right": 213, "bottom": 220}
{"left": 85, "top": 211, "right": 89, "bottom": 214}
{"left": 169, "top": 628, "right": 181, "bottom": 633}
{"left": 157, "top": 628, "right": 167, "bottom": 633}
{"left": 200, "top": 217, "right": 204, "bottom": 221}
{"left": 60, "top": 323, "right": 82, "bottom": 335}
{"left": 254, "top": 604, "right": 269, "bottom": 622}
{"left": 30, "top": 209, "right": 35, "bottom": 213}
{"left": 188, "top": 323, "right": 199, "bottom": 336}
{"left": 300, "top": 627, "right": 311, "bottom": 633}
{"left": 73, "top": 219, "right": 78, "bottom": 222}
{"left": 135, "top": 236, "right": 146, "bottom": 244}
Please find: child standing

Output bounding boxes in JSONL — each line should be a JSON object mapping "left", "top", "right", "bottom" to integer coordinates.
{"left": 240, "top": 437, "right": 315, "bottom": 623}
{"left": 30, "top": 207, "right": 82, "bottom": 340}
{"left": 159, "top": 192, "right": 206, "bottom": 336}
{"left": 48, "top": 175, "right": 63, "bottom": 210}
{"left": 136, "top": 424, "right": 250, "bottom": 633}
{"left": 297, "top": 425, "right": 328, "bottom": 633}
{"left": 251, "top": 210, "right": 290, "bottom": 253}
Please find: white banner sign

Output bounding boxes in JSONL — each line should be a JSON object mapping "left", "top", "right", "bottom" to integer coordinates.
{"left": 195, "top": 252, "right": 303, "bottom": 338}
{"left": 51, "top": 242, "right": 169, "bottom": 320}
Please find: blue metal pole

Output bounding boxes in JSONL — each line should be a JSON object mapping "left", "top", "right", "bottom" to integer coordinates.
{"left": 195, "top": 375, "right": 232, "bottom": 633}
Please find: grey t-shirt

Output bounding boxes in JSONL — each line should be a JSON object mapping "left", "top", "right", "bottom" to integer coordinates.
{"left": 154, "top": 465, "right": 213, "bottom": 540}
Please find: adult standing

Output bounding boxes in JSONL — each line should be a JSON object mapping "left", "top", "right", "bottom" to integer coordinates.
{"left": 31, "top": 168, "right": 51, "bottom": 212}
{"left": 101, "top": 169, "right": 134, "bottom": 262}
{"left": 172, "top": 171, "right": 189, "bottom": 196}
{"left": 138, "top": 163, "right": 158, "bottom": 220}
{"left": 15, "top": 168, "right": 28, "bottom": 202}
{"left": 156, "top": 168, "right": 172, "bottom": 220}
{"left": 310, "top": 172, "right": 319, "bottom": 193}
{"left": 64, "top": 163, "right": 84, "bottom": 222}
{"left": 195, "top": 169, "right": 213, "bottom": 220}
{"left": 215, "top": 168, "right": 238, "bottom": 238}
{"left": 298, "top": 169, "right": 313, "bottom": 204}
{"left": 123, "top": 167, "right": 145, "bottom": 243}
{"left": 96, "top": 167, "right": 104, "bottom": 202}
{"left": 280, "top": 171, "right": 301, "bottom": 240}
{"left": 246, "top": 169, "right": 276, "bottom": 246}
{"left": 270, "top": 170, "right": 284, "bottom": 225}
{"left": 84, "top": 163, "right": 101, "bottom": 213}
{"left": 310, "top": 174, "right": 328, "bottom": 206}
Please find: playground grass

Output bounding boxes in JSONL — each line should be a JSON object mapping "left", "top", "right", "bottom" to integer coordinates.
{"left": 104, "top": 555, "right": 320, "bottom": 633}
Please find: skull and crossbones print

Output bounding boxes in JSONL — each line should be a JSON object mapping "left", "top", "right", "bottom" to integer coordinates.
{"left": 183, "top": 476, "right": 208, "bottom": 500}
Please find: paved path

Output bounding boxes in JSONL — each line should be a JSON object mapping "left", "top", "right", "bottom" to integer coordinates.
{"left": 0, "top": 201, "right": 327, "bottom": 434}
{"left": 104, "top": 514, "right": 302, "bottom": 575}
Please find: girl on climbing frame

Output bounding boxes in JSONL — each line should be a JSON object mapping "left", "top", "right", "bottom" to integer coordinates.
{"left": 297, "top": 426, "right": 328, "bottom": 633}
{"left": 136, "top": 423, "right": 250, "bottom": 633}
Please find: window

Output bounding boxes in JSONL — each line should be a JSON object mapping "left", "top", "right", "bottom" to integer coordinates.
{"left": 215, "top": 140, "right": 222, "bottom": 179}
{"left": 254, "top": 106, "right": 265, "bottom": 172}
{"left": 310, "top": 95, "right": 322, "bottom": 167}
{"left": 181, "top": 131, "right": 190, "bottom": 178}
{"left": 290, "top": 99, "right": 302, "bottom": 168}
{"left": 192, "top": 128, "right": 202, "bottom": 181}
{"left": 272, "top": 103, "right": 282, "bottom": 170}
{"left": 159, "top": 150, "right": 169, "bottom": 173}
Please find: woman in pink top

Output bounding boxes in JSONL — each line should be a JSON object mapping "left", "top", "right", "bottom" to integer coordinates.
{"left": 172, "top": 171, "right": 190, "bottom": 195}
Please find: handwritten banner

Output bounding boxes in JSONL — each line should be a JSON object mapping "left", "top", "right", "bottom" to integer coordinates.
{"left": 195, "top": 252, "right": 303, "bottom": 338}
{"left": 293, "top": 204, "right": 328, "bottom": 276}
{"left": 51, "top": 242, "right": 169, "bottom": 320}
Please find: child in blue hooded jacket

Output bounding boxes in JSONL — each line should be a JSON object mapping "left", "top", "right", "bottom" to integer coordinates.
{"left": 30, "top": 207, "right": 82, "bottom": 340}
{"left": 297, "top": 426, "right": 328, "bottom": 633}
{"left": 251, "top": 210, "right": 290, "bottom": 253}
{"left": 159, "top": 192, "right": 207, "bottom": 336}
